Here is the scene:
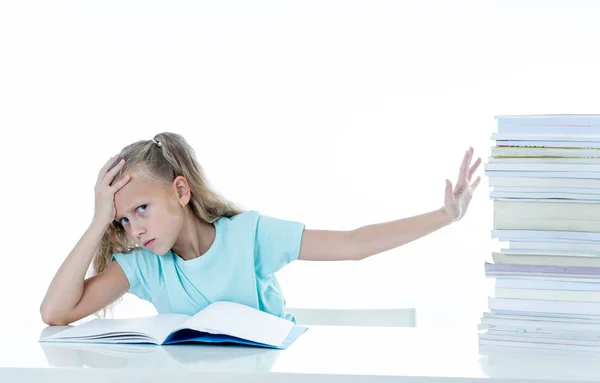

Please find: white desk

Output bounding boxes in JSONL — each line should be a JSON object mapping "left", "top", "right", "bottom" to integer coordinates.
{"left": 2, "top": 323, "right": 600, "bottom": 382}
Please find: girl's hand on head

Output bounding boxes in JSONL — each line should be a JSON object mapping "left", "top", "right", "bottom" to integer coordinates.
{"left": 442, "top": 147, "right": 482, "bottom": 223}
{"left": 93, "top": 154, "right": 131, "bottom": 226}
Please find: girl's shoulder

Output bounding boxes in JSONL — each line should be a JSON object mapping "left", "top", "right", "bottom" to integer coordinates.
{"left": 112, "top": 246, "right": 158, "bottom": 257}
{"left": 111, "top": 247, "right": 162, "bottom": 267}
{"left": 219, "top": 210, "right": 261, "bottom": 227}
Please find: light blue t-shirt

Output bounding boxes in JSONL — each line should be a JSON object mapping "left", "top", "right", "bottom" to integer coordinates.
{"left": 111, "top": 210, "right": 305, "bottom": 322}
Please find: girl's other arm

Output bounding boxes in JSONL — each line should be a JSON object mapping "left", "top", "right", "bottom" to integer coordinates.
{"left": 298, "top": 147, "right": 481, "bottom": 262}
{"left": 298, "top": 208, "right": 452, "bottom": 261}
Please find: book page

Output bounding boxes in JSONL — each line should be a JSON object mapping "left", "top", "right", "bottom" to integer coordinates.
{"left": 43, "top": 314, "right": 190, "bottom": 344}
{"left": 181, "top": 302, "right": 294, "bottom": 347}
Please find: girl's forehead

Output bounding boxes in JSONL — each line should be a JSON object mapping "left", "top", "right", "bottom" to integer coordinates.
{"left": 114, "top": 176, "right": 168, "bottom": 208}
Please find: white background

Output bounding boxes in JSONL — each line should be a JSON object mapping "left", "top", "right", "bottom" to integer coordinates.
{"left": 1, "top": 0, "right": 598, "bottom": 329}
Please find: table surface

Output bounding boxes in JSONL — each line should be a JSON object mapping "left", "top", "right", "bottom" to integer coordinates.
{"left": 2, "top": 323, "right": 600, "bottom": 383}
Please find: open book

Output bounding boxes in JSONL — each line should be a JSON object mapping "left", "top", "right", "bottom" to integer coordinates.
{"left": 39, "top": 301, "right": 308, "bottom": 350}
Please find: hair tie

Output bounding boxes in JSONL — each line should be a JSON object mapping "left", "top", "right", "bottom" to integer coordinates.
{"left": 151, "top": 138, "right": 162, "bottom": 148}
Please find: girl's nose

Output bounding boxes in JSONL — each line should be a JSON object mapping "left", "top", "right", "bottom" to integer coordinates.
{"left": 129, "top": 221, "right": 146, "bottom": 238}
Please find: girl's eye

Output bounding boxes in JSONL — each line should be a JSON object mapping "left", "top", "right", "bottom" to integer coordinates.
{"left": 119, "top": 205, "right": 148, "bottom": 225}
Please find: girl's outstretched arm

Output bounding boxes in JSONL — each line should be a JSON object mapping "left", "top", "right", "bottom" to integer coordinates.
{"left": 298, "top": 147, "right": 481, "bottom": 262}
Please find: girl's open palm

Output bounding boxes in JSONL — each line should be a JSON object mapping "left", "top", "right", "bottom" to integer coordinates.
{"left": 444, "top": 147, "right": 481, "bottom": 223}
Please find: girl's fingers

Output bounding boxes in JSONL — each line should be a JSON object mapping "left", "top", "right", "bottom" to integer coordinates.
{"left": 104, "top": 158, "right": 126, "bottom": 185}
{"left": 471, "top": 176, "right": 481, "bottom": 191}
{"left": 468, "top": 157, "right": 482, "bottom": 181}
{"left": 456, "top": 150, "right": 469, "bottom": 187}
{"left": 103, "top": 154, "right": 120, "bottom": 172}
{"left": 97, "top": 154, "right": 120, "bottom": 181}
{"left": 110, "top": 174, "right": 131, "bottom": 192}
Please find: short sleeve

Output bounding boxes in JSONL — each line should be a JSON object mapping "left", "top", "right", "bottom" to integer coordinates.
{"left": 111, "top": 249, "right": 157, "bottom": 302}
{"left": 254, "top": 213, "right": 306, "bottom": 278}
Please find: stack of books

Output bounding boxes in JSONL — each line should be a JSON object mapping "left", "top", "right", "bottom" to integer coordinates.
{"left": 479, "top": 114, "right": 600, "bottom": 352}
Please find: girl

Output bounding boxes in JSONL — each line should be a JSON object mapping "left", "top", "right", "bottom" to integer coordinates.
{"left": 40, "top": 132, "right": 481, "bottom": 326}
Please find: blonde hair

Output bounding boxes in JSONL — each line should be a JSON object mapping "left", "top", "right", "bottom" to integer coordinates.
{"left": 91, "top": 132, "right": 246, "bottom": 318}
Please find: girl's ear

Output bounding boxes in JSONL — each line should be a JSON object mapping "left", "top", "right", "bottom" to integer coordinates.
{"left": 172, "top": 176, "right": 191, "bottom": 207}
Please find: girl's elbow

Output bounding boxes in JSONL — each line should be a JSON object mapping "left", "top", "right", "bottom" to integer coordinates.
{"left": 40, "top": 307, "right": 69, "bottom": 326}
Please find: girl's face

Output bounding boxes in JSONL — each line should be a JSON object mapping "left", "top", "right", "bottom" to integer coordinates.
{"left": 113, "top": 173, "right": 185, "bottom": 255}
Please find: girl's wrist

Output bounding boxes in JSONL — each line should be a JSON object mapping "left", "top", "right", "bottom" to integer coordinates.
{"left": 438, "top": 206, "right": 456, "bottom": 226}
